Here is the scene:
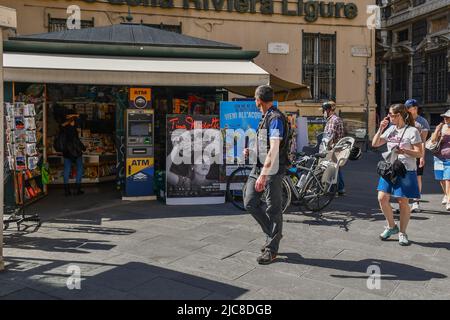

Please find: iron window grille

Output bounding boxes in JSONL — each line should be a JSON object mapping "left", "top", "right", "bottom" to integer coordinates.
{"left": 426, "top": 49, "right": 448, "bottom": 103}
{"left": 48, "top": 16, "right": 94, "bottom": 33}
{"left": 390, "top": 59, "right": 409, "bottom": 103}
{"left": 397, "top": 29, "right": 409, "bottom": 43}
{"left": 413, "top": 0, "right": 426, "bottom": 7}
{"left": 302, "top": 32, "right": 336, "bottom": 102}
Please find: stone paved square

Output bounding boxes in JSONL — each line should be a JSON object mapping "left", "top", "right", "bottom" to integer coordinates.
{"left": 1, "top": 152, "right": 450, "bottom": 300}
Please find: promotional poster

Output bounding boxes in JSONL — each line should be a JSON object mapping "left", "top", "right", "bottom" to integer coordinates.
{"left": 166, "top": 114, "right": 224, "bottom": 205}
{"left": 219, "top": 101, "right": 263, "bottom": 190}
{"left": 220, "top": 101, "right": 263, "bottom": 165}
{"left": 306, "top": 117, "right": 327, "bottom": 145}
{"left": 219, "top": 101, "right": 262, "bottom": 131}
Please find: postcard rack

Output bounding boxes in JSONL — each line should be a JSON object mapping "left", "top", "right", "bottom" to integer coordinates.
{"left": 3, "top": 102, "right": 42, "bottom": 231}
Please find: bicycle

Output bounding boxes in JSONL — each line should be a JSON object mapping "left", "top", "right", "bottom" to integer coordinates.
{"left": 226, "top": 164, "right": 291, "bottom": 213}
{"left": 226, "top": 136, "right": 357, "bottom": 213}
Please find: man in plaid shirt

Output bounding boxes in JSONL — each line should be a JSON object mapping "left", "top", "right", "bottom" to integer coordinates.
{"left": 322, "top": 101, "right": 346, "bottom": 196}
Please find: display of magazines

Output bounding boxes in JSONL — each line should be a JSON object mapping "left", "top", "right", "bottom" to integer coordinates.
{"left": 4, "top": 99, "right": 45, "bottom": 205}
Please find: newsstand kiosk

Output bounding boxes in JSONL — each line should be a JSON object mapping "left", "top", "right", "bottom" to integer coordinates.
{"left": 123, "top": 88, "right": 156, "bottom": 200}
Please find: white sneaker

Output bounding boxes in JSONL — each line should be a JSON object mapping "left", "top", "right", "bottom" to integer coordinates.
{"left": 410, "top": 202, "right": 420, "bottom": 213}
{"left": 399, "top": 233, "right": 410, "bottom": 246}
{"left": 442, "top": 196, "right": 448, "bottom": 205}
{"left": 446, "top": 203, "right": 450, "bottom": 211}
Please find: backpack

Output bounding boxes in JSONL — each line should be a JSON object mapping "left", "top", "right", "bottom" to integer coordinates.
{"left": 267, "top": 109, "right": 293, "bottom": 166}
{"left": 53, "top": 128, "right": 65, "bottom": 153}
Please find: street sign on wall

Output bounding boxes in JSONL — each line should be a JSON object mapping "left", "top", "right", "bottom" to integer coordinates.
{"left": 268, "top": 43, "right": 290, "bottom": 55}
{"left": 351, "top": 46, "right": 370, "bottom": 57}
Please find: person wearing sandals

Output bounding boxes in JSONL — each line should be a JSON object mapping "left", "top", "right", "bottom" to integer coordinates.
{"left": 372, "top": 104, "right": 423, "bottom": 246}
{"left": 430, "top": 110, "right": 450, "bottom": 211}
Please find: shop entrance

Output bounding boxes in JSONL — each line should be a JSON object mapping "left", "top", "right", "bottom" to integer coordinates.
{"left": 5, "top": 82, "right": 226, "bottom": 206}
{"left": 46, "top": 84, "right": 121, "bottom": 189}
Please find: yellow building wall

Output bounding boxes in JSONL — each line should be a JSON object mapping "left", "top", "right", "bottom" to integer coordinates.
{"left": 2, "top": 0, "right": 377, "bottom": 137}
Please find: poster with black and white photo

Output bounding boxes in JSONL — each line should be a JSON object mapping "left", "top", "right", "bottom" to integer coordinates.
{"left": 166, "top": 114, "right": 224, "bottom": 205}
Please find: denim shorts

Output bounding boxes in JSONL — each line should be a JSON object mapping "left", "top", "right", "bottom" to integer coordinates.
{"left": 434, "top": 157, "right": 450, "bottom": 181}
{"left": 377, "top": 171, "right": 420, "bottom": 199}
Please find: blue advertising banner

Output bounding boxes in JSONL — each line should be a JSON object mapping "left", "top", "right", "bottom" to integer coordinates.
{"left": 219, "top": 101, "right": 262, "bottom": 131}
{"left": 219, "top": 101, "right": 279, "bottom": 190}
{"left": 220, "top": 101, "right": 261, "bottom": 166}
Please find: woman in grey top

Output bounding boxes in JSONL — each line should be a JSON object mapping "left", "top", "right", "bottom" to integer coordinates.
{"left": 372, "top": 104, "right": 423, "bottom": 246}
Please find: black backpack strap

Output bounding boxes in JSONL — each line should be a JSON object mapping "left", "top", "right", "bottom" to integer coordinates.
{"left": 397, "top": 125, "right": 410, "bottom": 147}
{"left": 266, "top": 109, "right": 291, "bottom": 166}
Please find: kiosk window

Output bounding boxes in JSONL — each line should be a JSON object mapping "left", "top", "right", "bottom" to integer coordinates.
{"left": 130, "top": 123, "right": 150, "bottom": 136}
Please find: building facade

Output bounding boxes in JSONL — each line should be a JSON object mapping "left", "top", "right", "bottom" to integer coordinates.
{"left": 2, "top": 0, "right": 376, "bottom": 137}
{"left": 376, "top": 0, "right": 450, "bottom": 125}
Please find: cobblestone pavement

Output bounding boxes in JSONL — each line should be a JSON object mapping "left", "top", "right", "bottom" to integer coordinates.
{"left": 1, "top": 151, "right": 450, "bottom": 300}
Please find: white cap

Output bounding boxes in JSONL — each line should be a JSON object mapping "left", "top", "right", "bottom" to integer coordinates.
{"left": 440, "top": 110, "right": 450, "bottom": 118}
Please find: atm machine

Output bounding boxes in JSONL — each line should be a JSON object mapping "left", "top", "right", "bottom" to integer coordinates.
{"left": 123, "top": 89, "right": 156, "bottom": 200}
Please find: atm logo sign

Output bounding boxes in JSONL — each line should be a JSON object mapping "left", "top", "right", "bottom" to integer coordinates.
{"left": 127, "top": 158, "right": 154, "bottom": 177}
{"left": 130, "top": 88, "right": 151, "bottom": 109}
{"left": 132, "top": 159, "right": 150, "bottom": 166}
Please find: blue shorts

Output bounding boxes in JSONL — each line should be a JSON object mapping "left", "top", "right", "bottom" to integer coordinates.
{"left": 377, "top": 171, "right": 420, "bottom": 199}
{"left": 434, "top": 157, "right": 450, "bottom": 181}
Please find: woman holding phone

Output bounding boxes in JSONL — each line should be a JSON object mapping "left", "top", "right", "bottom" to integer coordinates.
{"left": 372, "top": 104, "right": 422, "bottom": 246}
{"left": 431, "top": 110, "right": 450, "bottom": 210}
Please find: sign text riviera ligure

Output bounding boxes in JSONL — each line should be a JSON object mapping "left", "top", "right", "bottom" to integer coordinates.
{"left": 80, "top": 0, "right": 358, "bottom": 21}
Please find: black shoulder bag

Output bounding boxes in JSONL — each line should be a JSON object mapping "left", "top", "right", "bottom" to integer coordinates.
{"left": 376, "top": 125, "right": 409, "bottom": 183}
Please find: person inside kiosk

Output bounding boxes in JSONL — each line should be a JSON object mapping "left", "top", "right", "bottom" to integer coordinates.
{"left": 60, "top": 114, "right": 86, "bottom": 196}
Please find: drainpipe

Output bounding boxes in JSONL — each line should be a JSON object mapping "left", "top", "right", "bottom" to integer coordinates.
{"left": 365, "top": 29, "right": 374, "bottom": 152}
{"left": 381, "top": 61, "right": 387, "bottom": 119}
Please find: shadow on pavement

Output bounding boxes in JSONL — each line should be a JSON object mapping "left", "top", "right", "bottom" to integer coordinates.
{"left": 275, "top": 253, "right": 447, "bottom": 282}
{"left": 410, "top": 241, "right": 450, "bottom": 251}
{"left": 284, "top": 213, "right": 355, "bottom": 232}
{"left": 285, "top": 206, "right": 429, "bottom": 232}
{"left": 3, "top": 234, "right": 116, "bottom": 254}
{"left": 418, "top": 209, "right": 450, "bottom": 216}
{"left": 55, "top": 226, "right": 136, "bottom": 236}
{"left": 0, "top": 258, "right": 248, "bottom": 300}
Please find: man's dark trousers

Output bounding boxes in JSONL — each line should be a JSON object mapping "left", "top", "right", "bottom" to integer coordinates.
{"left": 244, "top": 168, "right": 283, "bottom": 253}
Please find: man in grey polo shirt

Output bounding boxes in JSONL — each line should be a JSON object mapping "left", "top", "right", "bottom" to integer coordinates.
{"left": 405, "top": 99, "right": 430, "bottom": 212}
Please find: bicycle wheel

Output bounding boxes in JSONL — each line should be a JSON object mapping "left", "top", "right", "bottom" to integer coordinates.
{"left": 303, "top": 171, "right": 336, "bottom": 212}
{"left": 260, "top": 176, "right": 292, "bottom": 214}
{"left": 226, "top": 166, "right": 252, "bottom": 211}
{"left": 281, "top": 177, "right": 292, "bottom": 213}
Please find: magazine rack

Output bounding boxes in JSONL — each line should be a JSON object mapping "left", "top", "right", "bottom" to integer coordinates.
{"left": 3, "top": 169, "right": 41, "bottom": 232}
{"left": 3, "top": 101, "right": 42, "bottom": 232}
